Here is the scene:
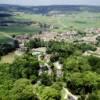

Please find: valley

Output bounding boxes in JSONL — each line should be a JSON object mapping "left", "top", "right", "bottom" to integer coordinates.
{"left": 0, "top": 4, "right": 100, "bottom": 100}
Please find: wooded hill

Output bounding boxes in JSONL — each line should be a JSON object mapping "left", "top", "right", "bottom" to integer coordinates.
{"left": 0, "top": 4, "right": 100, "bottom": 14}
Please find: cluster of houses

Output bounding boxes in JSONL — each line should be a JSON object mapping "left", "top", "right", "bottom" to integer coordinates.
{"left": 82, "top": 35, "right": 98, "bottom": 44}
{"left": 14, "top": 27, "right": 100, "bottom": 54}
{"left": 14, "top": 34, "right": 31, "bottom": 52}
{"left": 15, "top": 34, "right": 31, "bottom": 43}
{"left": 32, "top": 32, "right": 58, "bottom": 41}
{"left": 81, "top": 29, "right": 100, "bottom": 44}
{"left": 74, "top": 28, "right": 100, "bottom": 44}
{"left": 85, "top": 28, "right": 100, "bottom": 34}
{"left": 15, "top": 28, "right": 100, "bottom": 45}
{"left": 32, "top": 31, "right": 78, "bottom": 42}
{"left": 55, "top": 31, "right": 78, "bottom": 41}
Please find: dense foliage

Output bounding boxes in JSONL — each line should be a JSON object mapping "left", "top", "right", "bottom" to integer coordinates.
{"left": 25, "top": 38, "right": 46, "bottom": 49}
{"left": 0, "top": 41, "right": 100, "bottom": 100}
{"left": 0, "top": 40, "right": 19, "bottom": 56}
{"left": 9, "top": 54, "right": 40, "bottom": 82}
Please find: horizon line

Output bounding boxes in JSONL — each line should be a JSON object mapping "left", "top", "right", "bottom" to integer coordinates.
{"left": 0, "top": 3, "right": 100, "bottom": 7}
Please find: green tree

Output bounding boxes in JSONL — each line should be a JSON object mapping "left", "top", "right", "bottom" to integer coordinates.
{"left": 66, "top": 71, "right": 100, "bottom": 95}
{"left": 0, "top": 64, "right": 14, "bottom": 99}
{"left": 40, "top": 73, "right": 53, "bottom": 86}
{"left": 88, "top": 56, "right": 100, "bottom": 73}
{"left": 25, "top": 38, "right": 45, "bottom": 49}
{"left": 88, "top": 90, "right": 100, "bottom": 100}
{"left": 10, "top": 78, "right": 38, "bottom": 100}
{"left": 96, "top": 36, "right": 100, "bottom": 42}
{"left": 41, "top": 87, "right": 61, "bottom": 100}
{"left": 33, "top": 84, "right": 61, "bottom": 100}
{"left": 77, "top": 43, "right": 96, "bottom": 52}
{"left": 64, "top": 56, "right": 91, "bottom": 73}
{"left": 9, "top": 54, "right": 40, "bottom": 82}
{"left": 47, "top": 41, "right": 78, "bottom": 58}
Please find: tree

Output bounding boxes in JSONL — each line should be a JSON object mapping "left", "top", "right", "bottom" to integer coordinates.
{"left": 40, "top": 73, "right": 53, "bottom": 86}
{"left": 9, "top": 54, "right": 40, "bottom": 83}
{"left": 13, "top": 39, "right": 19, "bottom": 48}
{"left": 0, "top": 40, "right": 18, "bottom": 56}
{"left": 96, "top": 36, "right": 100, "bottom": 46}
{"left": 34, "top": 85, "right": 61, "bottom": 100}
{"left": 51, "top": 82, "right": 64, "bottom": 91}
{"left": 10, "top": 78, "right": 38, "bottom": 100}
{"left": 96, "top": 36, "right": 100, "bottom": 42}
{"left": 47, "top": 41, "right": 78, "bottom": 58}
{"left": 66, "top": 71, "right": 100, "bottom": 95}
{"left": 64, "top": 56, "right": 91, "bottom": 73}
{"left": 25, "top": 38, "right": 45, "bottom": 49}
{"left": 77, "top": 43, "right": 96, "bottom": 52}
{"left": 41, "top": 87, "right": 61, "bottom": 100}
{"left": 88, "top": 56, "right": 100, "bottom": 73}
{"left": 88, "top": 90, "right": 100, "bottom": 100}
{"left": 0, "top": 64, "right": 14, "bottom": 99}
{"left": 77, "top": 31, "right": 86, "bottom": 37}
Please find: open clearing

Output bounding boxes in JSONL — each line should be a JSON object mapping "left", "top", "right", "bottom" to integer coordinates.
{"left": 0, "top": 52, "right": 16, "bottom": 63}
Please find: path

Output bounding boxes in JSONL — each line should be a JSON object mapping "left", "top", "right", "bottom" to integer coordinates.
{"left": 63, "top": 88, "right": 79, "bottom": 100}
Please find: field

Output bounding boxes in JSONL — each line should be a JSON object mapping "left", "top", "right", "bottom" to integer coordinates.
{"left": 16, "top": 12, "right": 100, "bottom": 31}
{"left": 0, "top": 7, "right": 100, "bottom": 42}
{"left": 0, "top": 52, "right": 16, "bottom": 63}
{"left": 1, "top": 11, "right": 100, "bottom": 61}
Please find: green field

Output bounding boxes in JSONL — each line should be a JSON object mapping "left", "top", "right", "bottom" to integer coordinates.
{"left": 0, "top": 11, "right": 100, "bottom": 41}
{"left": 16, "top": 12, "right": 100, "bottom": 30}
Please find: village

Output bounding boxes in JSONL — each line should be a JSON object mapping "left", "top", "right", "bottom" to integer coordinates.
{"left": 13, "top": 28, "right": 100, "bottom": 78}
{"left": 14, "top": 27, "right": 100, "bottom": 55}
{"left": 0, "top": 27, "right": 100, "bottom": 100}
{"left": 0, "top": 3, "right": 100, "bottom": 100}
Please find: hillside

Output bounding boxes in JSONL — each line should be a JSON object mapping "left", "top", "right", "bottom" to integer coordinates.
{"left": 0, "top": 4, "right": 100, "bottom": 14}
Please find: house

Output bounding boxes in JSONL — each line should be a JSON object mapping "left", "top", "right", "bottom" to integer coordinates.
{"left": 15, "top": 34, "right": 30, "bottom": 43}
{"left": 32, "top": 47, "right": 46, "bottom": 56}
{"left": 32, "top": 32, "right": 58, "bottom": 41}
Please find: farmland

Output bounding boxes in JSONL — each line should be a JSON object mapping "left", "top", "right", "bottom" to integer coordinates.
{"left": 0, "top": 5, "right": 100, "bottom": 42}
{"left": 11, "top": 11, "right": 100, "bottom": 31}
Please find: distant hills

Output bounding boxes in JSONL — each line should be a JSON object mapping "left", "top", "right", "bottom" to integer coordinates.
{"left": 0, "top": 4, "right": 100, "bottom": 14}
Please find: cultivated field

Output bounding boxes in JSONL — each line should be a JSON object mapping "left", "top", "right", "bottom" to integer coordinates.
{"left": 0, "top": 10, "right": 100, "bottom": 42}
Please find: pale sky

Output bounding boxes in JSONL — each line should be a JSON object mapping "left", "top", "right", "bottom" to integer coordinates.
{"left": 0, "top": 0, "right": 100, "bottom": 6}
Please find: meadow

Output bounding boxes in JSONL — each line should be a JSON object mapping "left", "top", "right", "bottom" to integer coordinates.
{"left": 16, "top": 11, "right": 100, "bottom": 30}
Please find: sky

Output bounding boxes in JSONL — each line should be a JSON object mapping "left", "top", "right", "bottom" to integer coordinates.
{"left": 0, "top": 0, "right": 100, "bottom": 6}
